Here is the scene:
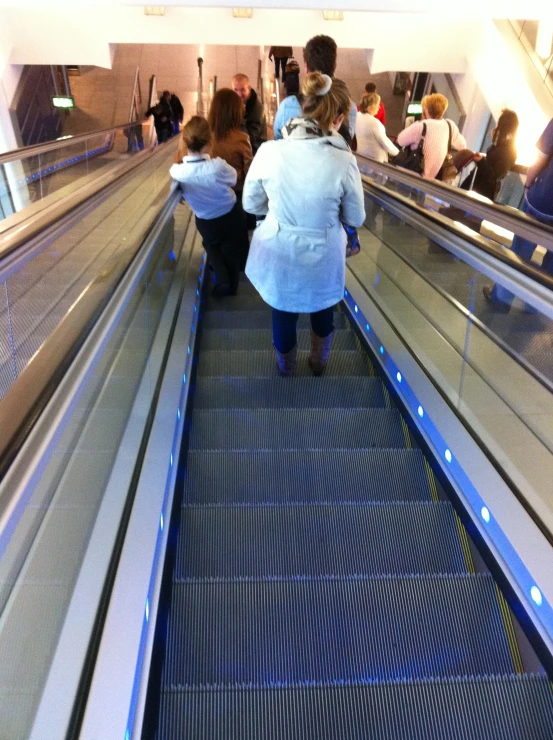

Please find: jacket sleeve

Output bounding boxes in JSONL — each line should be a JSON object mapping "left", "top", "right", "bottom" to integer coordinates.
{"left": 341, "top": 157, "right": 366, "bottom": 228}
{"left": 215, "top": 158, "right": 238, "bottom": 187}
{"left": 243, "top": 145, "right": 270, "bottom": 215}
{"left": 375, "top": 121, "right": 399, "bottom": 156}
{"left": 247, "top": 101, "right": 268, "bottom": 153}
{"left": 240, "top": 136, "right": 254, "bottom": 177}
{"left": 449, "top": 121, "right": 467, "bottom": 151}
{"left": 397, "top": 121, "right": 423, "bottom": 148}
{"left": 169, "top": 162, "right": 188, "bottom": 183}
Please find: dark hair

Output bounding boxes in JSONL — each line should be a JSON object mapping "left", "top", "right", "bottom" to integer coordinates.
{"left": 365, "top": 82, "right": 376, "bottom": 94}
{"left": 208, "top": 88, "right": 244, "bottom": 140}
{"left": 303, "top": 35, "right": 337, "bottom": 76}
{"left": 182, "top": 116, "right": 211, "bottom": 152}
{"left": 494, "top": 109, "right": 519, "bottom": 146}
{"left": 284, "top": 72, "right": 300, "bottom": 96}
{"left": 162, "top": 90, "right": 171, "bottom": 98}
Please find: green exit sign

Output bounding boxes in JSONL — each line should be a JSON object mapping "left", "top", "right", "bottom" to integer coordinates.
{"left": 52, "top": 96, "right": 75, "bottom": 109}
{"left": 407, "top": 102, "right": 423, "bottom": 115}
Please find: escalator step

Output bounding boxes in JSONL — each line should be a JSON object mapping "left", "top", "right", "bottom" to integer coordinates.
{"left": 174, "top": 502, "right": 467, "bottom": 579}
{"left": 197, "top": 350, "right": 372, "bottom": 377}
{"left": 193, "top": 377, "right": 386, "bottom": 409}
{"left": 162, "top": 575, "right": 514, "bottom": 686}
{"left": 200, "top": 328, "right": 358, "bottom": 351}
{"left": 158, "top": 675, "right": 553, "bottom": 740}
{"left": 184, "top": 449, "right": 434, "bottom": 504}
{"left": 202, "top": 310, "right": 348, "bottom": 330}
{"left": 203, "top": 292, "right": 268, "bottom": 311}
{"left": 189, "top": 408, "right": 406, "bottom": 451}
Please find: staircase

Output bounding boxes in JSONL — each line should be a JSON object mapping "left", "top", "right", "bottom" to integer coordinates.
{"left": 153, "top": 279, "right": 553, "bottom": 739}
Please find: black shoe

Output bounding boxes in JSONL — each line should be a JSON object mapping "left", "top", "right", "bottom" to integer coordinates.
{"left": 212, "top": 283, "right": 232, "bottom": 297}
{"left": 482, "top": 285, "right": 510, "bottom": 313}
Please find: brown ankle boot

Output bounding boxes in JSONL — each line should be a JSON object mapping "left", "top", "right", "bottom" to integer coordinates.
{"left": 274, "top": 345, "right": 297, "bottom": 377}
{"left": 308, "top": 331, "right": 333, "bottom": 376}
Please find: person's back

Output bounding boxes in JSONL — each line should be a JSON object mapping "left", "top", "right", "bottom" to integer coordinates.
{"left": 356, "top": 93, "right": 398, "bottom": 163}
{"left": 397, "top": 94, "right": 465, "bottom": 180}
{"left": 252, "top": 131, "right": 356, "bottom": 229}
{"left": 208, "top": 88, "right": 253, "bottom": 192}
{"left": 243, "top": 72, "right": 365, "bottom": 377}
{"left": 526, "top": 117, "right": 553, "bottom": 218}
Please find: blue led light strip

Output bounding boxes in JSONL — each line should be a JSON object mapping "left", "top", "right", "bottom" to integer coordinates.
{"left": 343, "top": 287, "right": 553, "bottom": 637}
{"left": 19, "top": 143, "right": 112, "bottom": 186}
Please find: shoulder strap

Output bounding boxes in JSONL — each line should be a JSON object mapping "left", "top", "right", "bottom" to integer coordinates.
{"left": 446, "top": 120, "right": 452, "bottom": 149}
{"left": 416, "top": 122, "right": 427, "bottom": 153}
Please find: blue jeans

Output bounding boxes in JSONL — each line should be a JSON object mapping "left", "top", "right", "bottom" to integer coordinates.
{"left": 491, "top": 198, "right": 553, "bottom": 307}
{"left": 272, "top": 306, "right": 334, "bottom": 354}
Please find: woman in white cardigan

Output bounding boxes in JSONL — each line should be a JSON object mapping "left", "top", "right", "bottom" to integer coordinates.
{"left": 356, "top": 93, "right": 399, "bottom": 163}
{"left": 243, "top": 72, "right": 366, "bottom": 377}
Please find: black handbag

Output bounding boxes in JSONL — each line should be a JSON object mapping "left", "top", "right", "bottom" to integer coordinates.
{"left": 394, "top": 122, "right": 426, "bottom": 175}
{"left": 437, "top": 120, "right": 457, "bottom": 183}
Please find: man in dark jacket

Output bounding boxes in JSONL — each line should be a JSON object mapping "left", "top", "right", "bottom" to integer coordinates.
{"left": 269, "top": 46, "right": 293, "bottom": 82}
{"left": 146, "top": 90, "right": 175, "bottom": 143}
{"left": 170, "top": 92, "right": 184, "bottom": 135}
{"left": 232, "top": 74, "right": 267, "bottom": 155}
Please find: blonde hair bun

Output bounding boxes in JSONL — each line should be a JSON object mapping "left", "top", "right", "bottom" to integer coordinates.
{"left": 303, "top": 71, "right": 330, "bottom": 99}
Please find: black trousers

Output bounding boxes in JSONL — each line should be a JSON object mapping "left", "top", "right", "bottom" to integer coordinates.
{"left": 274, "top": 57, "right": 288, "bottom": 82}
{"left": 272, "top": 306, "right": 334, "bottom": 354}
{"left": 195, "top": 202, "right": 247, "bottom": 294}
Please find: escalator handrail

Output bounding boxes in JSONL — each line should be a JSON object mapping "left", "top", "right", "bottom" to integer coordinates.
{"left": 355, "top": 154, "right": 553, "bottom": 254}
{"left": 362, "top": 176, "right": 553, "bottom": 298}
{"left": 0, "top": 135, "right": 170, "bottom": 262}
{"left": 0, "top": 179, "right": 181, "bottom": 491}
{"left": 0, "top": 121, "right": 143, "bottom": 165}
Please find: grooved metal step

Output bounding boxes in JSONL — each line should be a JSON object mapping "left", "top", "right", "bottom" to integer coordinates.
{"left": 202, "top": 310, "right": 348, "bottom": 330}
{"left": 158, "top": 675, "right": 553, "bottom": 740}
{"left": 184, "top": 449, "right": 434, "bottom": 504}
{"left": 189, "top": 408, "right": 406, "bottom": 450}
{"left": 162, "top": 575, "right": 514, "bottom": 686}
{"left": 175, "top": 502, "right": 467, "bottom": 579}
{"left": 203, "top": 292, "right": 269, "bottom": 311}
{"left": 200, "top": 328, "right": 358, "bottom": 351}
{"left": 193, "top": 377, "right": 386, "bottom": 409}
{"left": 197, "top": 350, "right": 372, "bottom": 377}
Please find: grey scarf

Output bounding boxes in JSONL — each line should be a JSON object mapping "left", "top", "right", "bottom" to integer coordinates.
{"left": 282, "top": 117, "right": 350, "bottom": 153}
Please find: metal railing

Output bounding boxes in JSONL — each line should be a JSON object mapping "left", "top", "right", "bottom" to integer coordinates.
{"left": 355, "top": 154, "right": 553, "bottom": 254}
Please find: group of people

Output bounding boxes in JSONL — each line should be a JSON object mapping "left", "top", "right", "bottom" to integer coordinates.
{"left": 170, "top": 35, "right": 365, "bottom": 377}
{"left": 169, "top": 30, "right": 553, "bottom": 377}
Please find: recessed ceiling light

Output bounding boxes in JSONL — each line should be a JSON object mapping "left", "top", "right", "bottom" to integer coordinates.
{"left": 144, "top": 6, "right": 165, "bottom": 16}
{"left": 232, "top": 7, "right": 253, "bottom": 18}
{"left": 323, "top": 10, "right": 344, "bottom": 21}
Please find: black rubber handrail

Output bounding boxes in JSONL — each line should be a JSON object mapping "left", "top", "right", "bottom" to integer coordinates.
{"left": 356, "top": 154, "right": 553, "bottom": 254}
{"left": 362, "top": 176, "right": 553, "bottom": 297}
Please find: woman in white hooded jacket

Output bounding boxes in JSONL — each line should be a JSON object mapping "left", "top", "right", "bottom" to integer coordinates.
{"left": 243, "top": 72, "right": 366, "bottom": 377}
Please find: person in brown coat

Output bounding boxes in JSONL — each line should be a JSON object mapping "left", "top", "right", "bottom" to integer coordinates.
{"left": 208, "top": 88, "right": 253, "bottom": 194}
{"left": 269, "top": 46, "right": 294, "bottom": 82}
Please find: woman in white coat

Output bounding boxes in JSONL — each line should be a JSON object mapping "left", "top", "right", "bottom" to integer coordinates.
{"left": 356, "top": 92, "right": 399, "bottom": 163}
{"left": 243, "top": 72, "right": 366, "bottom": 377}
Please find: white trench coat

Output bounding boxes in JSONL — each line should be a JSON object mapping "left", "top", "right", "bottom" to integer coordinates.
{"left": 243, "top": 133, "right": 366, "bottom": 314}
